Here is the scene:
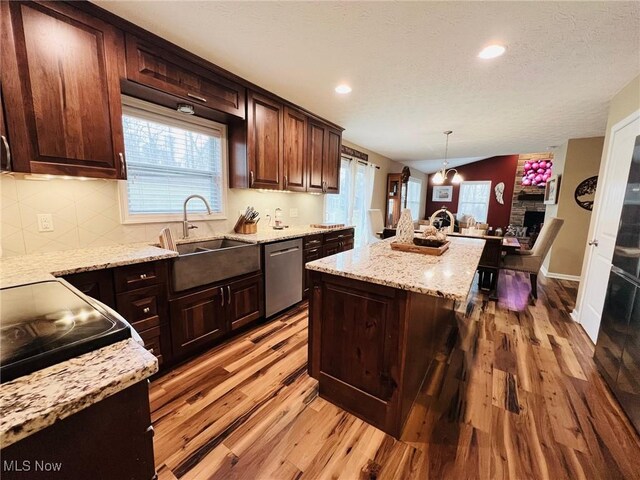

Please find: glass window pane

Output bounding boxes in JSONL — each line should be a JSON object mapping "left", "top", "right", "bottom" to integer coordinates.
{"left": 122, "top": 111, "right": 224, "bottom": 216}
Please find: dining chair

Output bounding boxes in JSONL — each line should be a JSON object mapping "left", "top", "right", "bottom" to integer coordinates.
{"left": 501, "top": 217, "right": 564, "bottom": 299}
{"left": 367, "top": 209, "right": 385, "bottom": 243}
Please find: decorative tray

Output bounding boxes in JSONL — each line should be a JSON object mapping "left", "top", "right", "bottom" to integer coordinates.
{"left": 390, "top": 240, "right": 450, "bottom": 256}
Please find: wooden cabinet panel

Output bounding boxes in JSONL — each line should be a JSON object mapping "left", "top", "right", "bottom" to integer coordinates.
{"left": 303, "top": 246, "right": 322, "bottom": 298}
{"left": 283, "top": 106, "right": 307, "bottom": 191}
{"left": 63, "top": 269, "right": 116, "bottom": 309}
{"left": 322, "top": 242, "right": 341, "bottom": 258}
{"left": 125, "top": 34, "right": 245, "bottom": 118}
{"left": 247, "top": 91, "right": 283, "bottom": 189}
{"left": 307, "top": 121, "right": 326, "bottom": 193}
{"left": 1, "top": 1, "right": 125, "bottom": 178}
{"left": 227, "top": 274, "right": 264, "bottom": 331}
{"left": 116, "top": 285, "right": 162, "bottom": 331}
{"left": 114, "top": 261, "right": 162, "bottom": 293}
{"left": 324, "top": 127, "right": 342, "bottom": 193}
{"left": 319, "top": 279, "right": 399, "bottom": 401}
{"left": 170, "top": 286, "right": 227, "bottom": 358}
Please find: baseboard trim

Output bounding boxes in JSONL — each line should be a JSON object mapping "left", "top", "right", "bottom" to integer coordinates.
{"left": 570, "top": 308, "right": 580, "bottom": 323}
{"left": 540, "top": 265, "right": 581, "bottom": 282}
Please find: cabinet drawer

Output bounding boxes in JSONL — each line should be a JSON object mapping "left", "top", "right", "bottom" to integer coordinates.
{"left": 304, "top": 234, "right": 323, "bottom": 249}
{"left": 324, "top": 228, "right": 354, "bottom": 244}
{"left": 138, "top": 326, "right": 163, "bottom": 367}
{"left": 114, "top": 262, "right": 161, "bottom": 293}
{"left": 322, "top": 241, "right": 341, "bottom": 258}
{"left": 116, "top": 285, "right": 162, "bottom": 331}
{"left": 304, "top": 246, "right": 322, "bottom": 259}
{"left": 125, "top": 34, "right": 245, "bottom": 119}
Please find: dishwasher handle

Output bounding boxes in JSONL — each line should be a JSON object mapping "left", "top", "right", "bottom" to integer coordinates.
{"left": 269, "top": 246, "right": 300, "bottom": 257}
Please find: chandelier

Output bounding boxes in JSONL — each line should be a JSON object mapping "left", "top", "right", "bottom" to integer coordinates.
{"left": 432, "top": 130, "right": 463, "bottom": 185}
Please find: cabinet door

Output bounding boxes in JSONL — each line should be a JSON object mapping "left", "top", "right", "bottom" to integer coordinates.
{"left": 303, "top": 246, "right": 322, "bottom": 297}
{"left": 283, "top": 107, "right": 307, "bottom": 191}
{"left": 322, "top": 241, "right": 341, "bottom": 258}
{"left": 125, "top": 34, "right": 245, "bottom": 119}
{"left": 63, "top": 269, "right": 116, "bottom": 309}
{"left": 319, "top": 277, "right": 399, "bottom": 402}
{"left": 247, "top": 91, "right": 283, "bottom": 189}
{"left": 2, "top": 1, "right": 126, "bottom": 178}
{"left": 324, "top": 127, "right": 342, "bottom": 194}
{"left": 227, "top": 274, "right": 264, "bottom": 331}
{"left": 170, "top": 286, "right": 227, "bottom": 358}
{"left": 307, "top": 120, "right": 326, "bottom": 193}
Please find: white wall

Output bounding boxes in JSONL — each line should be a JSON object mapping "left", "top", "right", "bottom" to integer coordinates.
{"left": 0, "top": 174, "right": 324, "bottom": 256}
{"left": 1, "top": 141, "right": 427, "bottom": 257}
{"left": 574, "top": 74, "right": 640, "bottom": 328}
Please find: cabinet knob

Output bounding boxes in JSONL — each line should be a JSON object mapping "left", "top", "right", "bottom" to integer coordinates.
{"left": 139, "top": 273, "right": 147, "bottom": 279}
{"left": 249, "top": 170, "right": 255, "bottom": 187}
{"left": 220, "top": 287, "right": 225, "bottom": 306}
{"left": 283, "top": 175, "right": 288, "bottom": 189}
{"left": 143, "top": 307, "right": 150, "bottom": 313}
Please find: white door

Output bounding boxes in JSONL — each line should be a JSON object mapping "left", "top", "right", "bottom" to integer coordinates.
{"left": 580, "top": 112, "right": 640, "bottom": 342}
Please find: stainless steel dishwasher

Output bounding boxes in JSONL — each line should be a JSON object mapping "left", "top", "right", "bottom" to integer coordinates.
{"left": 265, "top": 238, "right": 303, "bottom": 317}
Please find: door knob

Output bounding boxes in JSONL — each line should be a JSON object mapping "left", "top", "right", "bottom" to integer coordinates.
{"left": 588, "top": 239, "right": 599, "bottom": 247}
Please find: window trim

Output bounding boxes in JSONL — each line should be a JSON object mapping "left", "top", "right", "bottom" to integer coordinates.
{"left": 457, "top": 180, "right": 492, "bottom": 223}
{"left": 118, "top": 96, "right": 228, "bottom": 224}
{"left": 406, "top": 176, "right": 423, "bottom": 221}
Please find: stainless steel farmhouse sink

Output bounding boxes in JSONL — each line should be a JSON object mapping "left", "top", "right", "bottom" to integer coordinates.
{"left": 172, "top": 239, "right": 261, "bottom": 292}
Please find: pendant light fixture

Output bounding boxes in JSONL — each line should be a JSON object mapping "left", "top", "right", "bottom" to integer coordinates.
{"left": 432, "top": 130, "right": 463, "bottom": 185}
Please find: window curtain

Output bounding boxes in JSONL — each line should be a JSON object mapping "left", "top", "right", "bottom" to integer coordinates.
{"left": 324, "top": 158, "right": 377, "bottom": 248}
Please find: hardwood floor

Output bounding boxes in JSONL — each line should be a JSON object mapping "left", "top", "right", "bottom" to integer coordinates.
{"left": 150, "top": 272, "right": 640, "bottom": 479}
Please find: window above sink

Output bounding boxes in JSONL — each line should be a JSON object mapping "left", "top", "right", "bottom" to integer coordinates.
{"left": 118, "top": 97, "right": 228, "bottom": 224}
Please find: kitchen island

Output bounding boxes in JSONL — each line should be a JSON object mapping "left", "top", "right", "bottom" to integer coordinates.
{"left": 305, "top": 237, "right": 485, "bottom": 438}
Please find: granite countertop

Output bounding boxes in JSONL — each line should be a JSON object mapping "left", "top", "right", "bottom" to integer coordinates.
{"left": 178, "top": 224, "right": 354, "bottom": 246}
{"left": 0, "top": 339, "right": 158, "bottom": 448}
{"left": 0, "top": 243, "right": 179, "bottom": 289}
{"left": 306, "top": 237, "right": 485, "bottom": 301}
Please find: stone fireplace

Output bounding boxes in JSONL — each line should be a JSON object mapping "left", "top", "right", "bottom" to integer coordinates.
{"left": 509, "top": 153, "right": 552, "bottom": 247}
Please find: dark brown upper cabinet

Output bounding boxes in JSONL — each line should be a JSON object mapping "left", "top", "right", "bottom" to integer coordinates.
{"left": 1, "top": 1, "right": 126, "bottom": 179}
{"left": 307, "top": 120, "right": 341, "bottom": 194}
{"left": 283, "top": 106, "right": 307, "bottom": 192}
{"left": 246, "top": 91, "right": 284, "bottom": 190}
{"left": 124, "top": 34, "right": 246, "bottom": 119}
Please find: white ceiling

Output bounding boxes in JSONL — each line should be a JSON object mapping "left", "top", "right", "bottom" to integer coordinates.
{"left": 96, "top": 1, "right": 640, "bottom": 173}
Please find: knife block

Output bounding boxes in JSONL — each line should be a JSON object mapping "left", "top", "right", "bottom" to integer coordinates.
{"left": 235, "top": 222, "right": 258, "bottom": 234}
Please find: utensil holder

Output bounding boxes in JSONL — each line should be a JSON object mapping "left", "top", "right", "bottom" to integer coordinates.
{"left": 235, "top": 222, "right": 257, "bottom": 234}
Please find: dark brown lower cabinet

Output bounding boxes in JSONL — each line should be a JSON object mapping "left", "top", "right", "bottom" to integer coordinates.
{"left": 170, "top": 272, "right": 264, "bottom": 358}
{"left": 170, "top": 285, "right": 227, "bottom": 358}
{"left": 228, "top": 273, "right": 264, "bottom": 331}
{"left": 309, "top": 271, "right": 454, "bottom": 438}
{"left": 2, "top": 381, "right": 155, "bottom": 480}
{"left": 303, "top": 246, "right": 322, "bottom": 298}
{"left": 63, "top": 269, "right": 116, "bottom": 309}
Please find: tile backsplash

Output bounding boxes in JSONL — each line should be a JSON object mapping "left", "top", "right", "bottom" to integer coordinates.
{"left": 1, "top": 175, "right": 324, "bottom": 257}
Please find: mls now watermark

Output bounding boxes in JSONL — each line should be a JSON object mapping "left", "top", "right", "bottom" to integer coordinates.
{"left": 3, "top": 460, "right": 63, "bottom": 473}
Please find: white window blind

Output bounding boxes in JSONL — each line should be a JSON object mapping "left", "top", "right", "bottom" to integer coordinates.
{"left": 407, "top": 177, "right": 423, "bottom": 221}
{"left": 120, "top": 98, "right": 226, "bottom": 222}
{"left": 457, "top": 181, "right": 491, "bottom": 223}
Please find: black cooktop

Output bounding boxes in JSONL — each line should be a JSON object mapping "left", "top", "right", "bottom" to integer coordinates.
{"left": 0, "top": 280, "right": 130, "bottom": 383}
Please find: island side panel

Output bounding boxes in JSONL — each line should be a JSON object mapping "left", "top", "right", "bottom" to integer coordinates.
{"left": 398, "top": 291, "right": 456, "bottom": 430}
{"left": 309, "top": 271, "right": 406, "bottom": 434}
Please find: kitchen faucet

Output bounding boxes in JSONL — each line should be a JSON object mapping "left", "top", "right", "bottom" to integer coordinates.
{"left": 182, "top": 194, "right": 212, "bottom": 238}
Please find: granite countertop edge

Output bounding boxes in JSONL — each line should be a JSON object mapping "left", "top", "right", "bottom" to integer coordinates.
{"left": 0, "top": 339, "right": 158, "bottom": 449}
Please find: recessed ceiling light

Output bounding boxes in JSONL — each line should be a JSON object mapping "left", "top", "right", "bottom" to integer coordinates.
{"left": 478, "top": 44, "right": 506, "bottom": 59}
{"left": 335, "top": 84, "right": 352, "bottom": 94}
